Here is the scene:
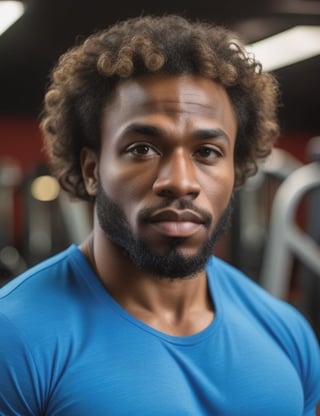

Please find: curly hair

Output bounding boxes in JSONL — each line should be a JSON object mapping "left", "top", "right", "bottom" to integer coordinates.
{"left": 41, "top": 15, "right": 279, "bottom": 201}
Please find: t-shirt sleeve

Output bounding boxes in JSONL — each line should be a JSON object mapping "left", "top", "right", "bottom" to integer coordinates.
{"left": 0, "top": 313, "right": 44, "bottom": 416}
{"left": 259, "top": 294, "right": 320, "bottom": 415}
{"left": 289, "top": 309, "right": 320, "bottom": 415}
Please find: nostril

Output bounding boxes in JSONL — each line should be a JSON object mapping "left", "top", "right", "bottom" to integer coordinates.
{"left": 156, "top": 187, "right": 199, "bottom": 200}
{"left": 158, "top": 189, "right": 175, "bottom": 198}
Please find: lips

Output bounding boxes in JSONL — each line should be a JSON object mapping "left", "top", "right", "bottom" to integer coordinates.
{"left": 148, "top": 209, "right": 205, "bottom": 237}
{"left": 149, "top": 209, "right": 204, "bottom": 224}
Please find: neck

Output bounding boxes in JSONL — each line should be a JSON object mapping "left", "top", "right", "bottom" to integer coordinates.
{"left": 80, "top": 225, "right": 214, "bottom": 336}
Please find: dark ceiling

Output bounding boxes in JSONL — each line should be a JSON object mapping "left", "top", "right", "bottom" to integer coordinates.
{"left": 0, "top": 0, "right": 320, "bottom": 133}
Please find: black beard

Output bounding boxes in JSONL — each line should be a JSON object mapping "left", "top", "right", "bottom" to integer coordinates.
{"left": 96, "top": 181, "right": 232, "bottom": 279}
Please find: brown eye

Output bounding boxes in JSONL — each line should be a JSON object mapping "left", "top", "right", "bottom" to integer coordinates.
{"left": 126, "top": 143, "right": 159, "bottom": 158}
{"left": 132, "top": 144, "right": 151, "bottom": 155}
{"left": 197, "top": 147, "right": 213, "bottom": 158}
{"left": 195, "top": 146, "right": 222, "bottom": 161}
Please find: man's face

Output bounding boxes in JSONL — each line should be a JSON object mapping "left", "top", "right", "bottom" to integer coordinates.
{"left": 92, "top": 74, "right": 237, "bottom": 278}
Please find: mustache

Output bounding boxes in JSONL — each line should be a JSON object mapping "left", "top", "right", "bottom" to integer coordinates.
{"left": 137, "top": 200, "right": 212, "bottom": 227}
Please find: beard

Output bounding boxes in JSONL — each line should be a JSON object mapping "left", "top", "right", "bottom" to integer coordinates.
{"left": 96, "top": 181, "right": 232, "bottom": 280}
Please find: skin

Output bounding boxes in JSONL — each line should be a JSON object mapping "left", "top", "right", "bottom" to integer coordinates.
{"left": 80, "top": 74, "right": 237, "bottom": 336}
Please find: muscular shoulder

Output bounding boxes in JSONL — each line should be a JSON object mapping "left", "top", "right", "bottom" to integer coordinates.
{"left": 207, "top": 256, "right": 320, "bottom": 411}
{"left": 207, "top": 256, "right": 317, "bottom": 347}
{"left": 0, "top": 245, "right": 84, "bottom": 336}
{"left": 207, "top": 256, "right": 308, "bottom": 323}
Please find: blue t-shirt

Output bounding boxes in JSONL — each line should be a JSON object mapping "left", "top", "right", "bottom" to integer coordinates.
{"left": 0, "top": 245, "right": 319, "bottom": 415}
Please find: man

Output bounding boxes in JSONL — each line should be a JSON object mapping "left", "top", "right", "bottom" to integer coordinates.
{"left": 0, "top": 15, "right": 319, "bottom": 415}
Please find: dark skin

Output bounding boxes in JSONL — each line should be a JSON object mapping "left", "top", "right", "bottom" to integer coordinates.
{"left": 80, "top": 74, "right": 237, "bottom": 336}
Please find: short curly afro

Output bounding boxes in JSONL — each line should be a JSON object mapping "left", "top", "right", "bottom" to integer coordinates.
{"left": 41, "top": 15, "right": 279, "bottom": 201}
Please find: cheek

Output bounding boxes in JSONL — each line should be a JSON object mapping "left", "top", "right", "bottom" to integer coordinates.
{"left": 99, "top": 161, "right": 155, "bottom": 220}
{"left": 200, "top": 164, "right": 235, "bottom": 207}
{"left": 206, "top": 185, "right": 233, "bottom": 217}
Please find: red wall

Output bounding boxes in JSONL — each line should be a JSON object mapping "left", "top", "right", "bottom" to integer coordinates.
{"left": 0, "top": 117, "right": 47, "bottom": 246}
{"left": 276, "top": 133, "right": 314, "bottom": 163}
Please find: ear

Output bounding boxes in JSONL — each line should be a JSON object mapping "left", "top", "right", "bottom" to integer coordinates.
{"left": 81, "top": 147, "right": 98, "bottom": 197}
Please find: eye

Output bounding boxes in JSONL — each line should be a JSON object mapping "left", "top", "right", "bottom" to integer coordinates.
{"left": 194, "top": 145, "right": 223, "bottom": 163}
{"left": 126, "top": 143, "right": 160, "bottom": 158}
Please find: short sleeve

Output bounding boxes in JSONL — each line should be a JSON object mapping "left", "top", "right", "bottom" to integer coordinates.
{"left": 290, "top": 310, "right": 320, "bottom": 415}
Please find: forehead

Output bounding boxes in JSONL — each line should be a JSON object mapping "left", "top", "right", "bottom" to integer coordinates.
{"left": 102, "top": 74, "right": 237, "bottom": 138}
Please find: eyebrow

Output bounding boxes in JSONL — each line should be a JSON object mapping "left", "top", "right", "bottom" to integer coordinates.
{"left": 121, "top": 123, "right": 164, "bottom": 138}
{"left": 120, "top": 123, "right": 230, "bottom": 143}
{"left": 191, "top": 128, "right": 230, "bottom": 143}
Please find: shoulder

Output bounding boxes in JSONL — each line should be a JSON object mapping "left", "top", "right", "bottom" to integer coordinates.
{"left": 0, "top": 245, "right": 100, "bottom": 410}
{"left": 0, "top": 244, "right": 81, "bottom": 297}
{"left": 0, "top": 245, "right": 85, "bottom": 331}
{"left": 207, "top": 256, "right": 320, "bottom": 410}
{"left": 206, "top": 255, "right": 318, "bottom": 349}
{"left": 1, "top": 245, "right": 75, "bottom": 292}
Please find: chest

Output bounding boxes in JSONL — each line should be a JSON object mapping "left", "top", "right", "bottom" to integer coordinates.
{"left": 45, "top": 325, "right": 304, "bottom": 415}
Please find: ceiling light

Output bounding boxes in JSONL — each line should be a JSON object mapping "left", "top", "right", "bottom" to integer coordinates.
{"left": 0, "top": 1, "right": 25, "bottom": 36}
{"left": 247, "top": 26, "right": 320, "bottom": 71}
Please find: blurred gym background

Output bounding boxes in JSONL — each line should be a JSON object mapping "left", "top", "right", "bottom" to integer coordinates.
{"left": 0, "top": 0, "right": 319, "bottom": 338}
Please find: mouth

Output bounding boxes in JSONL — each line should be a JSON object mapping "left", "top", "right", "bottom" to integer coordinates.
{"left": 148, "top": 209, "right": 206, "bottom": 237}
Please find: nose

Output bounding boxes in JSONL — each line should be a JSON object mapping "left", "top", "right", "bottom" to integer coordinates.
{"left": 152, "top": 149, "right": 201, "bottom": 199}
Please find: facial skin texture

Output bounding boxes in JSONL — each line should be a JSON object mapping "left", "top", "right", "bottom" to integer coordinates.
{"left": 82, "top": 74, "right": 237, "bottom": 282}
